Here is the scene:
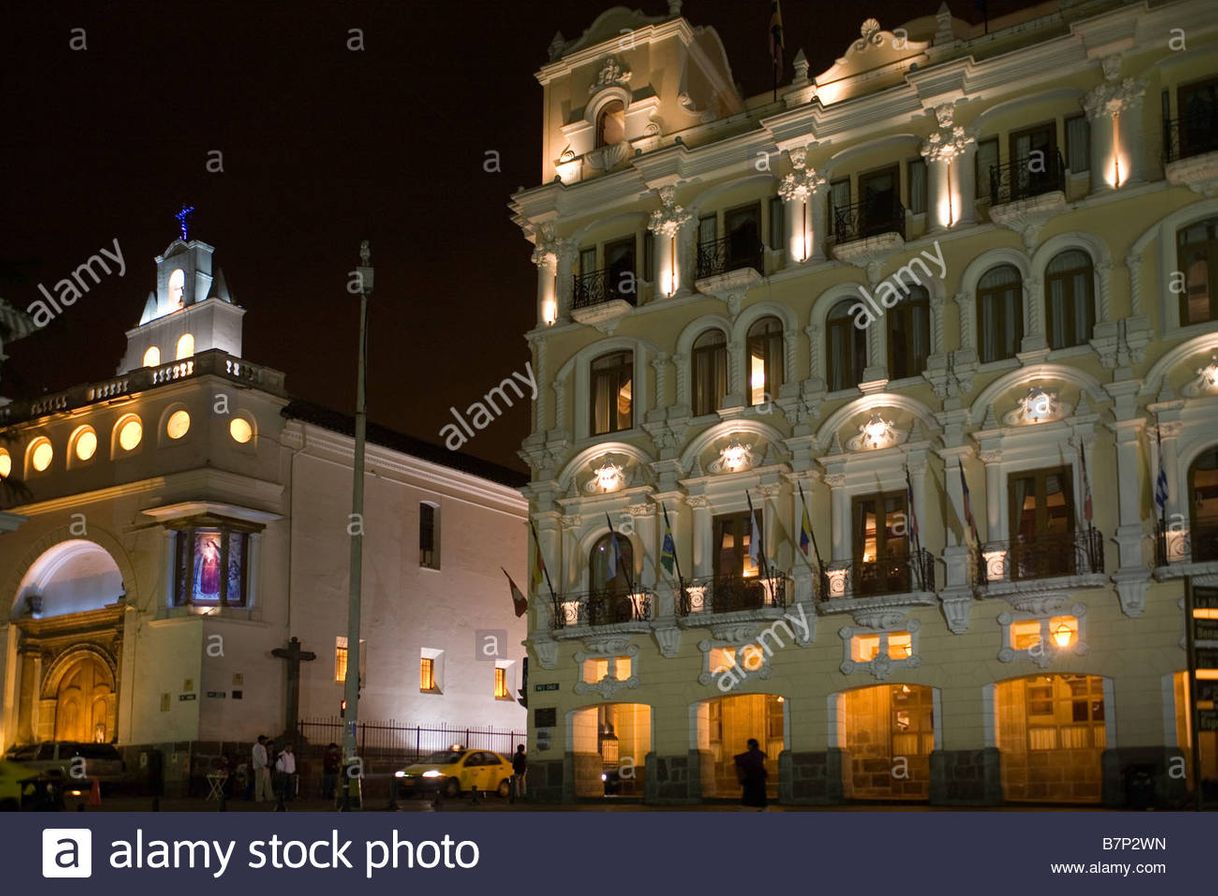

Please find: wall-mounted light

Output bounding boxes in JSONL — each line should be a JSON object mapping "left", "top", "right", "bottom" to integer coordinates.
{"left": 1200, "top": 355, "right": 1218, "bottom": 390}
{"left": 1052, "top": 618, "right": 1077, "bottom": 649}
{"left": 587, "top": 458, "right": 625, "bottom": 494}
{"left": 1006, "top": 386, "right": 1064, "bottom": 425}
{"left": 846, "top": 412, "right": 899, "bottom": 450}
{"left": 712, "top": 439, "right": 754, "bottom": 473}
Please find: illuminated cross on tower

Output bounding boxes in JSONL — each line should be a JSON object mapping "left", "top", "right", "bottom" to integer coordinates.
{"left": 174, "top": 204, "right": 196, "bottom": 241}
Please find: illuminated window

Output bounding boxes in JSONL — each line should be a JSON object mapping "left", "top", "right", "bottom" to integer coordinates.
{"left": 589, "top": 531, "right": 633, "bottom": 595}
{"left": 596, "top": 99, "right": 625, "bottom": 148}
{"left": 172, "top": 526, "right": 250, "bottom": 607}
{"left": 168, "top": 269, "right": 185, "bottom": 308}
{"left": 1190, "top": 447, "right": 1218, "bottom": 562}
{"left": 420, "top": 657, "right": 436, "bottom": 691}
{"left": 709, "top": 646, "right": 737, "bottom": 673}
{"left": 590, "top": 350, "right": 633, "bottom": 435}
{"left": 1008, "top": 466, "right": 1074, "bottom": 579}
{"left": 1178, "top": 217, "right": 1218, "bottom": 325}
{"left": 71, "top": 426, "right": 97, "bottom": 462}
{"left": 582, "top": 656, "right": 630, "bottom": 683}
{"left": 888, "top": 632, "right": 913, "bottom": 659}
{"left": 143, "top": 346, "right": 161, "bottom": 368}
{"left": 335, "top": 636, "right": 366, "bottom": 683}
{"left": 229, "top": 417, "right": 253, "bottom": 444}
{"left": 176, "top": 333, "right": 195, "bottom": 360}
{"left": 852, "top": 634, "right": 881, "bottom": 662}
{"left": 166, "top": 409, "right": 191, "bottom": 440}
{"left": 583, "top": 658, "right": 610, "bottom": 683}
{"left": 977, "top": 264, "right": 1024, "bottom": 363}
{"left": 29, "top": 437, "right": 53, "bottom": 473}
{"left": 116, "top": 416, "right": 143, "bottom": 452}
{"left": 826, "top": 300, "right": 866, "bottom": 391}
{"left": 0, "top": 449, "right": 10, "bottom": 479}
{"left": 494, "top": 666, "right": 510, "bottom": 699}
{"left": 852, "top": 491, "right": 911, "bottom": 595}
{"left": 614, "top": 656, "right": 632, "bottom": 679}
{"left": 747, "top": 317, "right": 784, "bottom": 405}
{"left": 419, "top": 502, "right": 440, "bottom": 569}
{"left": 691, "top": 329, "right": 727, "bottom": 416}
{"left": 1045, "top": 250, "right": 1095, "bottom": 350}
{"left": 714, "top": 510, "right": 764, "bottom": 579}
{"left": 1010, "top": 619, "right": 1042, "bottom": 650}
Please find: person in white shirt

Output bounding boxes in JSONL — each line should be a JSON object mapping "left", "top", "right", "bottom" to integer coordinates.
{"left": 252, "top": 735, "right": 272, "bottom": 802}
{"left": 274, "top": 742, "right": 297, "bottom": 801}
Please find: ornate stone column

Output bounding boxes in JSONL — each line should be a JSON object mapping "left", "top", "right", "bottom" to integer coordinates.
{"left": 921, "top": 104, "right": 976, "bottom": 231}
{"left": 686, "top": 495, "right": 713, "bottom": 578}
{"left": 778, "top": 146, "right": 827, "bottom": 264}
{"left": 531, "top": 222, "right": 561, "bottom": 326}
{"left": 555, "top": 238, "right": 577, "bottom": 318}
{"left": 1084, "top": 55, "right": 1148, "bottom": 191}
{"left": 981, "top": 449, "right": 1004, "bottom": 540}
{"left": 825, "top": 473, "right": 850, "bottom": 563}
{"left": 648, "top": 186, "right": 692, "bottom": 299}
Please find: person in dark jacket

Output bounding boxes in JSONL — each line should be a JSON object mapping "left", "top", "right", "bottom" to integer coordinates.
{"left": 322, "top": 743, "right": 341, "bottom": 800}
{"left": 510, "top": 745, "right": 527, "bottom": 803}
{"left": 734, "top": 738, "right": 768, "bottom": 809}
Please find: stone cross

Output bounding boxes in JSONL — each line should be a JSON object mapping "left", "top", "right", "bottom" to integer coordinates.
{"left": 271, "top": 637, "right": 316, "bottom": 740}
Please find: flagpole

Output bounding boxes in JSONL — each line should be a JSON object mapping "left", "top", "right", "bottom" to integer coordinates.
{"left": 746, "top": 491, "right": 772, "bottom": 584}
{"left": 798, "top": 481, "right": 826, "bottom": 601}
{"left": 661, "top": 502, "right": 687, "bottom": 598}
{"left": 529, "top": 519, "right": 558, "bottom": 608}
{"left": 606, "top": 512, "right": 637, "bottom": 596}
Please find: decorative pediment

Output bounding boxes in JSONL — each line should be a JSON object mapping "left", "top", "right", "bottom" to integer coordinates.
{"left": 1002, "top": 387, "right": 1071, "bottom": 426}
{"left": 844, "top": 410, "right": 907, "bottom": 451}
{"left": 590, "top": 55, "right": 632, "bottom": 95}
{"left": 1181, "top": 355, "right": 1218, "bottom": 398}
{"left": 815, "top": 18, "right": 932, "bottom": 88}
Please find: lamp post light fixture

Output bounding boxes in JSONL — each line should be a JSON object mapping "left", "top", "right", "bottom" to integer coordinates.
{"left": 1053, "top": 622, "right": 1075, "bottom": 649}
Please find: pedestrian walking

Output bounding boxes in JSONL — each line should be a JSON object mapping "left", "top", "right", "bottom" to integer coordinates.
{"left": 510, "top": 744, "right": 527, "bottom": 803}
{"left": 734, "top": 738, "right": 768, "bottom": 810}
{"left": 252, "top": 735, "right": 273, "bottom": 802}
{"left": 275, "top": 743, "right": 297, "bottom": 802}
{"left": 322, "top": 742, "right": 341, "bottom": 800}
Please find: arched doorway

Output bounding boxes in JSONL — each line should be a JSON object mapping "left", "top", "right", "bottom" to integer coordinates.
{"left": 694, "top": 693, "right": 785, "bottom": 799}
{"left": 49, "top": 651, "right": 115, "bottom": 743}
{"left": 994, "top": 674, "right": 1107, "bottom": 803}
{"left": 837, "top": 684, "right": 935, "bottom": 800}
{"left": 568, "top": 703, "right": 652, "bottom": 798}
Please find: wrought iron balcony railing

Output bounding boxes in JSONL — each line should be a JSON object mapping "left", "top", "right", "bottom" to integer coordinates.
{"left": 1163, "top": 114, "right": 1218, "bottom": 164}
{"left": 678, "top": 574, "right": 790, "bottom": 616}
{"left": 830, "top": 196, "right": 906, "bottom": 246}
{"left": 551, "top": 588, "right": 653, "bottom": 630}
{"left": 695, "top": 235, "right": 765, "bottom": 280}
{"left": 829, "top": 548, "right": 936, "bottom": 599}
{"left": 572, "top": 268, "right": 637, "bottom": 310}
{"left": 1155, "top": 521, "right": 1218, "bottom": 566}
{"left": 987, "top": 150, "right": 1066, "bottom": 205}
{"left": 981, "top": 528, "right": 1104, "bottom": 584}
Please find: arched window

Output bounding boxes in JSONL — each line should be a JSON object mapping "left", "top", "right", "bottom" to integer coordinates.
{"left": 1045, "top": 250, "right": 1095, "bottom": 350}
{"left": 747, "top": 317, "right": 784, "bottom": 405}
{"left": 590, "top": 532, "right": 634, "bottom": 594}
{"left": 826, "top": 300, "right": 866, "bottom": 391}
{"left": 977, "top": 264, "right": 1024, "bottom": 363}
{"left": 168, "top": 269, "right": 185, "bottom": 308}
{"left": 1177, "top": 217, "right": 1218, "bottom": 325}
{"left": 596, "top": 100, "right": 626, "bottom": 148}
{"left": 1190, "top": 446, "right": 1218, "bottom": 563}
{"left": 590, "top": 350, "right": 633, "bottom": 435}
{"left": 691, "top": 329, "right": 727, "bottom": 416}
{"left": 886, "top": 286, "right": 930, "bottom": 379}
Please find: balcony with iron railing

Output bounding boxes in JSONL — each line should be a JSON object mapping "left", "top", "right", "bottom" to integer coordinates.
{"left": 1163, "top": 114, "right": 1218, "bottom": 164}
{"left": 979, "top": 528, "right": 1104, "bottom": 589}
{"left": 829, "top": 196, "right": 906, "bottom": 247}
{"left": 678, "top": 574, "right": 791, "bottom": 617}
{"left": 988, "top": 150, "right": 1066, "bottom": 205}
{"left": 551, "top": 588, "right": 653, "bottom": 632}
{"left": 822, "top": 549, "right": 936, "bottom": 605}
{"left": 695, "top": 235, "right": 765, "bottom": 281}
{"left": 572, "top": 268, "right": 637, "bottom": 310}
{"left": 1155, "top": 521, "right": 1218, "bottom": 569}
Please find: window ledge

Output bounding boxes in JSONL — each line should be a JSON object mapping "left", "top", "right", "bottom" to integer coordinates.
{"left": 551, "top": 619, "right": 652, "bottom": 640}
{"left": 977, "top": 572, "right": 1107, "bottom": 600}
{"left": 817, "top": 590, "right": 937, "bottom": 616}
{"left": 420, "top": 688, "right": 443, "bottom": 695}
{"left": 1154, "top": 560, "right": 1218, "bottom": 582}
{"left": 675, "top": 605, "right": 790, "bottom": 629}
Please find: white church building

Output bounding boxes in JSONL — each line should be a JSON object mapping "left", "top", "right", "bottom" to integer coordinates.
{"left": 0, "top": 233, "right": 528, "bottom": 792}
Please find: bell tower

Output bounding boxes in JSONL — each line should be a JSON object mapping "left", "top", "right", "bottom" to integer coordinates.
{"left": 117, "top": 207, "right": 245, "bottom": 374}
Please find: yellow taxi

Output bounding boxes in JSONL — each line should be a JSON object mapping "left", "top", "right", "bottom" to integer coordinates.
{"left": 0, "top": 759, "right": 65, "bottom": 811}
{"left": 393, "top": 746, "right": 514, "bottom": 799}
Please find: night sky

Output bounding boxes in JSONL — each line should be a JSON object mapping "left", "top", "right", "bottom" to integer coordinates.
{"left": 0, "top": 0, "right": 1035, "bottom": 472}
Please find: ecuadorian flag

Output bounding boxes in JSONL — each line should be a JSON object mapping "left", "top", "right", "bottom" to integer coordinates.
{"left": 661, "top": 509, "right": 676, "bottom": 576}
{"left": 799, "top": 502, "right": 813, "bottom": 557}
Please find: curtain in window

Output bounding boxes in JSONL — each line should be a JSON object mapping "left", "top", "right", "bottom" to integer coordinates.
{"left": 692, "top": 330, "right": 728, "bottom": 415}
{"left": 1066, "top": 116, "right": 1090, "bottom": 172}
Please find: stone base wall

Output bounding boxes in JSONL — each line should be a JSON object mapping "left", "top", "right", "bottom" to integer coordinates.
{"left": 571, "top": 751, "right": 603, "bottom": 799}
{"left": 1102, "top": 747, "right": 1190, "bottom": 809}
{"left": 930, "top": 748, "right": 1002, "bottom": 805}
{"left": 779, "top": 749, "right": 843, "bottom": 804}
{"left": 523, "top": 759, "right": 565, "bottom": 802}
{"left": 644, "top": 750, "right": 708, "bottom": 803}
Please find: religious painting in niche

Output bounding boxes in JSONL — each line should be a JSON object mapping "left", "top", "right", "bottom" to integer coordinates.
{"left": 173, "top": 526, "right": 250, "bottom": 607}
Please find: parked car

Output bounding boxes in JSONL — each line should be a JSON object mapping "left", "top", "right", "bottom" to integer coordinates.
{"left": 0, "top": 759, "right": 65, "bottom": 811}
{"left": 393, "top": 747, "right": 513, "bottom": 799}
{"left": 4, "top": 742, "right": 124, "bottom": 786}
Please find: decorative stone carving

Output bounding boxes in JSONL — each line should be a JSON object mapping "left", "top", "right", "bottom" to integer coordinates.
{"left": 653, "top": 626, "right": 681, "bottom": 657}
{"left": 778, "top": 146, "right": 826, "bottom": 201}
{"left": 856, "top": 18, "right": 884, "bottom": 50}
{"left": 647, "top": 185, "right": 691, "bottom": 237}
{"left": 1083, "top": 56, "right": 1146, "bottom": 121}
{"left": 533, "top": 637, "right": 560, "bottom": 670}
{"left": 1003, "top": 387, "right": 1070, "bottom": 425}
{"left": 590, "top": 56, "right": 631, "bottom": 95}
{"left": 921, "top": 104, "right": 974, "bottom": 162}
{"left": 530, "top": 222, "right": 561, "bottom": 267}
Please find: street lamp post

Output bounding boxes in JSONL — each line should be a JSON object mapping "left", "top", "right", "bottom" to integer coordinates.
{"left": 341, "top": 241, "right": 374, "bottom": 810}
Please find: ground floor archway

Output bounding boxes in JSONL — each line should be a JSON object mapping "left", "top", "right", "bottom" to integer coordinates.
{"left": 49, "top": 650, "right": 116, "bottom": 743}
{"left": 1173, "top": 671, "right": 1218, "bottom": 795}
{"left": 694, "top": 693, "right": 784, "bottom": 799}
{"left": 838, "top": 683, "right": 934, "bottom": 800}
{"left": 995, "top": 673, "right": 1107, "bottom": 803}
{"left": 568, "top": 703, "right": 651, "bottom": 798}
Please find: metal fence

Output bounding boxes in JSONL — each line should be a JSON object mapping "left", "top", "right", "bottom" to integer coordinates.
{"left": 297, "top": 718, "right": 525, "bottom": 762}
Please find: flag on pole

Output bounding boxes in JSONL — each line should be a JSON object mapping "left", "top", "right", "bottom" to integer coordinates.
{"left": 605, "top": 514, "right": 619, "bottom": 580}
{"left": 769, "top": 0, "right": 784, "bottom": 98}
{"left": 905, "top": 467, "right": 920, "bottom": 541}
{"left": 1155, "top": 427, "right": 1170, "bottom": 517}
{"left": 1080, "top": 442, "right": 1094, "bottom": 524}
{"left": 660, "top": 506, "right": 676, "bottom": 576}
{"left": 799, "top": 499, "right": 813, "bottom": 557}
{"left": 959, "top": 462, "right": 979, "bottom": 544}
{"left": 502, "top": 568, "right": 528, "bottom": 618}
{"left": 530, "top": 534, "right": 545, "bottom": 595}
{"left": 749, "top": 504, "right": 762, "bottom": 571}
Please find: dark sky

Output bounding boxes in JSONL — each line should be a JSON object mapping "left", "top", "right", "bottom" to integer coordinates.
{"left": 0, "top": 0, "right": 1034, "bottom": 472}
